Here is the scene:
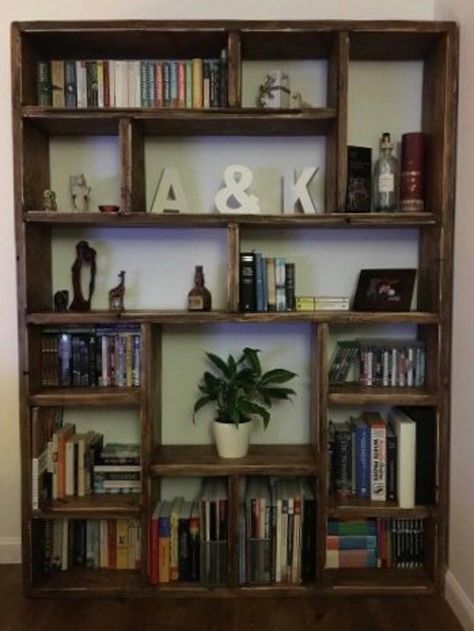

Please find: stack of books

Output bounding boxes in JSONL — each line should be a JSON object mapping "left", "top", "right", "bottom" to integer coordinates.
{"left": 329, "top": 408, "right": 436, "bottom": 508}
{"left": 326, "top": 519, "right": 425, "bottom": 569}
{"left": 40, "top": 518, "right": 141, "bottom": 573}
{"left": 93, "top": 443, "right": 141, "bottom": 495}
{"left": 37, "top": 53, "right": 228, "bottom": 109}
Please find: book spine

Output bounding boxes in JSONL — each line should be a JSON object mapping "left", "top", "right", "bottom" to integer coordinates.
{"left": 51, "top": 60, "right": 65, "bottom": 108}
{"left": 155, "top": 62, "right": 163, "bottom": 108}
{"left": 285, "top": 263, "right": 295, "bottom": 311}
{"left": 202, "top": 61, "right": 210, "bottom": 108}
{"left": 185, "top": 61, "right": 193, "bottom": 108}
{"left": 386, "top": 430, "right": 397, "bottom": 501}
{"left": 97, "top": 60, "right": 104, "bottom": 108}
{"left": 192, "top": 58, "right": 203, "bottom": 108}
{"left": 354, "top": 424, "right": 370, "bottom": 500}
{"left": 177, "top": 61, "right": 186, "bottom": 108}
{"left": 370, "top": 422, "right": 386, "bottom": 501}
{"left": 219, "top": 48, "right": 228, "bottom": 107}
{"left": 275, "top": 258, "right": 286, "bottom": 312}
{"left": 239, "top": 252, "right": 256, "bottom": 312}
{"left": 37, "top": 61, "right": 51, "bottom": 106}
{"left": 170, "top": 61, "right": 178, "bottom": 107}
{"left": 265, "top": 258, "right": 276, "bottom": 312}
{"left": 64, "top": 60, "right": 77, "bottom": 108}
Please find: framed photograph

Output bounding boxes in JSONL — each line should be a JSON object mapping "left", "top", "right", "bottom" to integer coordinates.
{"left": 352, "top": 269, "right": 417, "bottom": 312}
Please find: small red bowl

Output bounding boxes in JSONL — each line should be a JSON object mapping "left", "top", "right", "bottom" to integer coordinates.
{"left": 98, "top": 204, "right": 120, "bottom": 214}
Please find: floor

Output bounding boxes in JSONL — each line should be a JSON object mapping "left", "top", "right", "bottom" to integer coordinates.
{"left": 0, "top": 565, "right": 464, "bottom": 631}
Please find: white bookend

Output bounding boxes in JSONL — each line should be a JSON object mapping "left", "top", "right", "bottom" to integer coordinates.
{"left": 390, "top": 409, "right": 416, "bottom": 508}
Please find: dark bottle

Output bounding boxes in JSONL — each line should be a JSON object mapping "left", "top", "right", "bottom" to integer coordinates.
{"left": 187, "top": 265, "right": 212, "bottom": 312}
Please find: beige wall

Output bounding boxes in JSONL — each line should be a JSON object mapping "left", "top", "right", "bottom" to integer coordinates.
{"left": 0, "top": 0, "right": 438, "bottom": 565}
{"left": 434, "top": 1, "right": 474, "bottom": 627}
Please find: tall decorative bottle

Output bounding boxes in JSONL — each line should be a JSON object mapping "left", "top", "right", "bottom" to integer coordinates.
{"left": 187, "top": 265, "right": 212, "bottom": 312}
{"left": 373, "top": 132, "right": 399, "bottom": 212}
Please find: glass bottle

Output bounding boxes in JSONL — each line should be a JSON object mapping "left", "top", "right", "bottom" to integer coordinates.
{"left": 373, "top": 132, "right": 399, "bottom": 212}
{"left": 187, "top": 265, "right": 212, "bottom": 312}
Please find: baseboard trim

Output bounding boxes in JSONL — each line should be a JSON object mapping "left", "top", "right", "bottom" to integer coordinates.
{"left": 445, "top": 570, "right": 474, "bottom": 631}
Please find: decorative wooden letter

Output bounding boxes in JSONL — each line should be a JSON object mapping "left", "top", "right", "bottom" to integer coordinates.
{"left": 215, "top": 164, "right": 260, "bottom": 214}
{"left": 283, "top": 167, "right": 320, "bottom": 214}
{"left": 150, "top": 168, "right": 190, "bottom": 213}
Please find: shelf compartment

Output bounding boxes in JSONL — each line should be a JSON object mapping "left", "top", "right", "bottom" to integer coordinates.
{"left": 151, "top": 444, "right": 318, "bottom": 476}
{"left": 31, "top": 494, "right": 142, "bottom": 519}
{"left": 22, "top": 106, "right": 337, "bottom": 136}
{"left": 27, "top": 310, "right": 441, "bottom": 326}
{"left": 23, "top": 211, "right": 438, "bottom": 228}
{"left": 323, "top": 568, "right": 434, "bottom": 595}
{"left": 30, "top": 568, "right": 144, "bottom": 597}
{"left": 28, "top": 387, "right": 143, "bottom": 407}
{"left": 328, "top": 385, "right": 439, "bottom": 407}
{"left": 328, "top": 498, "right": 435, "bottom": 520}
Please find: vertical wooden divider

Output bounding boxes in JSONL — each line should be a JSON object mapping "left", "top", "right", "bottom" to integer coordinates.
{"left": 140, "top": 322, "right": 160, "bottom": 579}
{"left": 227, "top": 223, "right": 240, "bottom": 312}
{"left": 315, "top": 323, "right": 329, "bottom": 582}
{"left": 325, "top": 32, "right": 349, "bottom": 213}
{"left": 228, "top": 474, "right": 240, "bottom": 586}
{"left": 119, "top": 118, "right": 146, "bottom": 213}
{"left": 227, "top": 31, "right": 242, "bottom": 108}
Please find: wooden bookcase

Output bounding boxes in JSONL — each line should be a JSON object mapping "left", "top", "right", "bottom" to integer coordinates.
{"left": 11, "top": 20, "right": 458, "bottom": 597}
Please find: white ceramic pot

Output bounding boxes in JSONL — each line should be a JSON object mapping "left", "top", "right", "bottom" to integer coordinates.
{"left": 213, "top": 420, "right": 253, "bottom": 458}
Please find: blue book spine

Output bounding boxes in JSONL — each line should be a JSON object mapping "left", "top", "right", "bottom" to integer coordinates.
{"left": 140, "top": 61, "right": 148, "bottom": 107}
{"left": 354, "top": 422, "right": 370, "bottom": 500}
{"left": 333, "top": 535, "right": 377, "bottom": 550}
{"left": 170, "top": 61, "right": 178, "bottom": 106}
{"left": 255, "top": 252, "right": 264, "bottom": 312}
{"left": 146, "top": 61, "right": 155, "bottom": 108}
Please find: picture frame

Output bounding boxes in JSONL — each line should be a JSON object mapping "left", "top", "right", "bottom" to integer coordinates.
{"left": 352, "top": 268, "right": 417, "bottom": 312}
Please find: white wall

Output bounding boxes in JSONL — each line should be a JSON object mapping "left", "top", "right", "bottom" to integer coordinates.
{"left": 433, "top": 2, "right": 474, "bottom": 628}
{"left": 0, "top": 0, "right": 436, "bottom": 566}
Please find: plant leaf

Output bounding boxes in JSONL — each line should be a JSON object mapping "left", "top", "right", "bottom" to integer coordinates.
{"left": 243, "top": 347, "right": 262, "bottom": 376}
{"left": 259, "top": 368, "right": 297, "bottom": 385}
{"left": 258, "top": 386, "right": 296, "bottom": 400}
{"left": 238, "top": 400, "right": 271, "bottom": 428}
{"left": 192, "top": 395, "right": 213, "bottom": 423}
{"left": 206, "top": 352, "right": 230, "bottom": 378}
{"left": 227, "top": 353, "right": 237, "bottom": 377}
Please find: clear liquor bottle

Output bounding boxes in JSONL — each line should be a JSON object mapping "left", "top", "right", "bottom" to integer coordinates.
{"left": 373, "top": 132, "right": 399, "bottom": 212}
{"left": 187, "top": 265, "right": 212, "bottom": 312}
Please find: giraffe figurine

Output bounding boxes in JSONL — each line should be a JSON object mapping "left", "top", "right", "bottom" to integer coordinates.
{"left": 109, "top": 271, "right": 126, "bottom": 312}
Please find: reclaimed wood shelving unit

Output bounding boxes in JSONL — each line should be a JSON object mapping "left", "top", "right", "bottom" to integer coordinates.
{"left": 11, "top": 19, "right": 458, "bottom": 597}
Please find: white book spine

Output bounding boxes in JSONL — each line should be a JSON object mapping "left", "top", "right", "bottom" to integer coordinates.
{"left": 370, "top": 424, "right": 386, "bottom": 501}
{"left": 395, "top": 415, "right": 416, "bottom": 508}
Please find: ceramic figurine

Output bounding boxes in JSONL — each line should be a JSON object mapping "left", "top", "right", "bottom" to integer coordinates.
{"left": 70, "top": 174, "right": 91, "bottom": 211}
{"left": 43, "top": 189, "right": 58, "bottom": 211}
{"left": 257, "top": 71, "right": 291, "bottom": 108}
{"left": 109, "top": 271, "right": 126, "bottom": 312}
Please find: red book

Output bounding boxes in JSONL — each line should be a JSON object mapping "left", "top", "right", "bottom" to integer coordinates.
{"left": 177, "top": 62, "right": 186, "bottom": 108}
{"left": 155, "top": 63, "right": 163, "bottom": 108}
{"left": 400, "top": 132, "right": 425, "bottom": 212}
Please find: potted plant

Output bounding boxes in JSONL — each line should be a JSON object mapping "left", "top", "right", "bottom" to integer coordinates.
{"left": 192, "top": 347, "right": 297, "bottom": 458}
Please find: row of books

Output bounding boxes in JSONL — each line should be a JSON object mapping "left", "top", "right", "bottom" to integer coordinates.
{"left": 241, "top": 477, "right": 316, "bottom": 585}
{"left": 329, "top": 339, "right": 426, "bottom": 387}
{"left": 329, "top": 408, "right": 436, "bottom": 507}
{"left": 40, "top": 519, "right": 141, "bottom": 573}
{"left": 149, "top": 478, "right": 227, "bottom": 585}
{"left": 239, "top": 251, "right": 295, "bottom": 313}
{"left": 40, "top": 325, "right": 141, "bottom": 388}
{"left": 32, "top": 407, "right": 141, "bottom": 507}
{"left": 37, "top": 53, "right": 228, "bottom": 109}
{"left": 326, "top": 519, "right": 425, "bottom": 569}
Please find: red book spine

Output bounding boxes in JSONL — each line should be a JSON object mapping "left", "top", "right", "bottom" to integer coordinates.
{"left": 177, "top": 62, "right": 186, "bottom": 108}
{"left": 103, "top": 61, "right": 110, "bottom": 108}
{"left": 155, "top": 63, "right": 163, "bottom": 108}
{"left": 400, "top": 132, "right": 425, "bottom": 212}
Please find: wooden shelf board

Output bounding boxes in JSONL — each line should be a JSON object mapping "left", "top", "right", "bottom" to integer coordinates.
{"left": 151, "top": 444, "right": 318, "bottom": 476}
{"left": 328, "top": 385, "right": 439, "bottom": 406}
{"left": 31, "top": 569, "right": 144, "bottom": 596}
{"left": 152, "top": 582, "right": 319, "bottom": 598}
{"left": 328, "top": 498, "right": 435, "bottom": 519}
{"left": 22, "top": 106, "right": 337, "bottom": 136}
{"left": 323, "top": 568, "right": 434, "bottom": 595}
{"left": 23, "top": 210, "right": 437, "bottom": 228}
{"left": 31, "top": 494, "right": 142, "bottom": 519}
{"left": 29, "top": 387, "right": 142, "bottom": 407}
{"left": 26, "top": 310, "right": 441, "bottom": 326}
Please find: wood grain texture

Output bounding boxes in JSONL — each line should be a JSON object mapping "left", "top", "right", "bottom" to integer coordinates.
{"left": 28, "top": 387, "right": 142, "bottom": 407}
{"left": 227, "top": 223, "right": 240, "bottom": 312}
{"left": 31, "top": 494, "right": 141, "bottom": 519}
{"left": 119, "top": 118, "right": 146, "bottom": 212}
{"left": 23, "top": 210, "right": 438, "bottom": 227}
{"left": 227, "top": 31, "right": 241, "bottom": 107}
{"left": 151, "top": 444, "right": 318, "bottom": 476}
{"left": 316, "top": 323, "right": 329, "bottom": 581}
{"left": 328, "top": 499, "right": 435, "bottom": 520}
{"left": 328, "top": 385, "right": 439, "bottom": 406}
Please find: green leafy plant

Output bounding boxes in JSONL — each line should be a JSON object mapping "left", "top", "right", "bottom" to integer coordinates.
{"left": 192, "top": 347, "right": 297, "bottom": 428}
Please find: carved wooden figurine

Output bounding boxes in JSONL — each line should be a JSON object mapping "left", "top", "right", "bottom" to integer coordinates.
{"left": 69, "top": 241, "right": 97, "bottom": 311}
{"left": 109, "top": 271, "right": 126, "bottom": 312}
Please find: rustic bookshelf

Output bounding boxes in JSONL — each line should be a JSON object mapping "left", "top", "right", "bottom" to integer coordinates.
{"left": 11, "top": 20, "right": 458, "bottom": 597}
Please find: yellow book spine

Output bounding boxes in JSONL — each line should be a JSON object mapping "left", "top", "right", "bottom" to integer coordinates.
{"left": 192, "top": 59, "right": 203, "bottom": 109}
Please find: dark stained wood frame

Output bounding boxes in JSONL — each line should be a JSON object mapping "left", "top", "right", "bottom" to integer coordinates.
{"left": 11, "top": 19, "right": 458, "bottom": 598}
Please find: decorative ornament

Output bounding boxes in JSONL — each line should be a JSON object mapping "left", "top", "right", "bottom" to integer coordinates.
{"left": 257, "top": 71, "right": 291, "bottom": 109}
{"left": 283, "top": 167, "right": 320, "bottom": 214}
{"left": 109, "top": 270, "right": 126, "bottom": 313}
{"left": 43, "top": 189, "right": 57, "bottom": 211}
{"left": 150, "top": 168, "right": 190, "bottom": 213}
{"left": 215, "top": 164, "right": 260, "bottom": 214}
{"left": 53, "top": 290, "right": 69, "bottom": 312}
{"left": 69, "top": 241, "right": 97, "bottom": 311}
{"left": 290, "top": 92, "right": 312, "bottom": 109}
{"left": 69, "top": 174, "right": 91, "bottom": 211}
